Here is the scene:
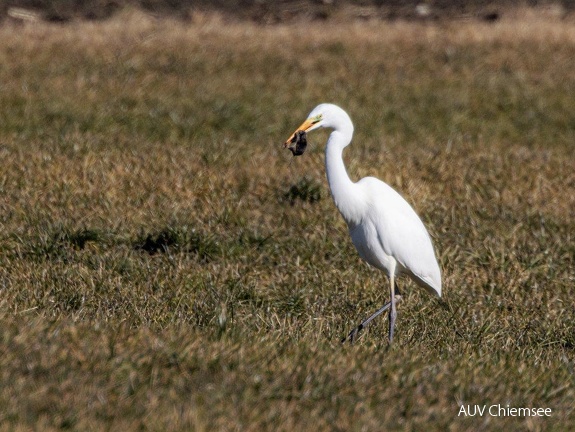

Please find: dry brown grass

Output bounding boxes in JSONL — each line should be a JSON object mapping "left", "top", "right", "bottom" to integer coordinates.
{"left": 0, "top": 9, "right": 574, "bottom": 431}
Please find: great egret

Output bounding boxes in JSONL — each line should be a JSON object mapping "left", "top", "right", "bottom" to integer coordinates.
{"left": 284, "top": 103, "right": 442, "bottom": 343}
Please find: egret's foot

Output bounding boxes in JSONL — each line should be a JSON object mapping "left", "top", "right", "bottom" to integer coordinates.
{"left": 341, "top": 324, "right": 363, "bottom": 344}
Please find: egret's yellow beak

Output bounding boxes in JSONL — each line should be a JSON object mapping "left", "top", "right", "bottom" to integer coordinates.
{"left": 283, "top": 117, "right": 320, "bottom": 148}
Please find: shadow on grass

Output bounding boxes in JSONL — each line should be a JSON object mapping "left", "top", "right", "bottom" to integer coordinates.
{"left": 282, "top": 177, "right": 322, "bottom": 206}
{"left": 134, "top": 226, "right": 221, "bottom": 261}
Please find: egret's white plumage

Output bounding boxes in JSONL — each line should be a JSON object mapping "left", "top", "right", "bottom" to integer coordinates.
{"left": 284, "top": 103, "right": 441, "bottom": 343}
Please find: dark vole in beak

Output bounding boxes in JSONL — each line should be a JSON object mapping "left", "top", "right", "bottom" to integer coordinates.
{"left": 287, "top": 130, "right": 308, "bottom": 156}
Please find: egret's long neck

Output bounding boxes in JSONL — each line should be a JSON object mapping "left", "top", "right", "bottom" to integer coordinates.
{"left": 325, "top": 131, "right": 364, "bottom": 227}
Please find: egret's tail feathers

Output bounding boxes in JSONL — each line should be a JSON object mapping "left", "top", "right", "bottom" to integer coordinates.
{"left": 410, "top": 272, "right": 441, "bottom": 297}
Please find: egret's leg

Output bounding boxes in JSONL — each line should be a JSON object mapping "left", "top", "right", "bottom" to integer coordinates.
{"left": 388, "top": 271, "right": 397, "bottom": 343}
{"left": 341, "top": 301, "right": 390, "bottom": 343}
{"left": 341, "top": 281, "right": 402, "bottom": 344}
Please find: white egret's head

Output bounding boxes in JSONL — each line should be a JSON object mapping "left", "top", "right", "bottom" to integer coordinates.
{"left": 283, "top": 104, "right": 353, "bottom": 153}
{"left": 283, "top": 111, "right": 324, "bottom": 149}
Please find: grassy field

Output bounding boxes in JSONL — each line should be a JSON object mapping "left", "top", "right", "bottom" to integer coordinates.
{"left": 1, "top": 8, "right": 574, "bottom": 431}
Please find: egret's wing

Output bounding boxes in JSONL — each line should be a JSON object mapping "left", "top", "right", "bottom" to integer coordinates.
{"left": 360, "top": 177, "right": 442, "bottom": 296}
